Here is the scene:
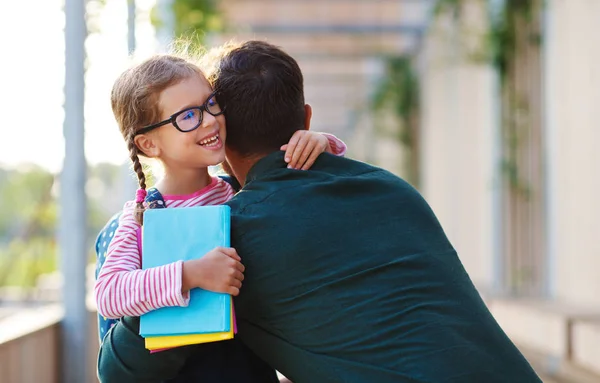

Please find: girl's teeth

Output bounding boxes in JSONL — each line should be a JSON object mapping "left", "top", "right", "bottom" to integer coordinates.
{"left": 200, "top": 135, "right": 219, "bottom": 145}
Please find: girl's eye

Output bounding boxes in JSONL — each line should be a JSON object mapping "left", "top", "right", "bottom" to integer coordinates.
{"left": 208, "top": 97, "right": 217, "bottom": 107}
{"left": 182, "top": 110, "right": 195, "bottom": 120}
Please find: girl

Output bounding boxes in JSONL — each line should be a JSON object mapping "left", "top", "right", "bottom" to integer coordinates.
{"left": 95, "top": 54, "right": 346, "bottom": 382}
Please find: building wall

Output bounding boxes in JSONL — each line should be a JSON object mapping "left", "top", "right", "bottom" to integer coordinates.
{"left": 419, "top": 0, "right": 600, "bottom": 374}
{"left": 418, "top": 7, "right": 497, "bottom": 289}
{"left": 544, "top": 0, "right": 600, "bottom": 307}
{"left": 419, "top": 0, "right": 600, "bottom": 305}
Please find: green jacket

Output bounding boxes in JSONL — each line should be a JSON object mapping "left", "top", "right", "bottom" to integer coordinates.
{"left": 228, "top": 152, "right": 541, "bottom": 383}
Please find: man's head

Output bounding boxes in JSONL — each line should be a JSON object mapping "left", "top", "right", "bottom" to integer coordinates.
{"left": 205, "top": 40, "right": 311, "bottom": 159}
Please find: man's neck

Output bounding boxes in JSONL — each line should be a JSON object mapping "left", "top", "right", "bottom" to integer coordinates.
{"left": 225, "top": 150, "right": 265, "bottom": 187}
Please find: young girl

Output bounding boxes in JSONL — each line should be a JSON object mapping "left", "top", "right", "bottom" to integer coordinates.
{"left": 94, "top": 54, "right": 346, "bottom": 382}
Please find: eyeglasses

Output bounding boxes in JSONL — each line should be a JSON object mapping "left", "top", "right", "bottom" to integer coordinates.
{"left": 135, "top": 91, "right": 224, "bottom": 136}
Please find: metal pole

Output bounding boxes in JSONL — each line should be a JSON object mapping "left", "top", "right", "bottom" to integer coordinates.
{"left": 122, "top": 0, "right": 139, "bottom": 199}
{"left": 128, "top": 0, "right": 136, "bottom": 54}
{"left": 60, "top": 0, "right": 88, "bottom": 381}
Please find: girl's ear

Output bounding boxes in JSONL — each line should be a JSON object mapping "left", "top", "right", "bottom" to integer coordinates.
{"left": 134, "top": 134, "right": 160, "bottom": 158}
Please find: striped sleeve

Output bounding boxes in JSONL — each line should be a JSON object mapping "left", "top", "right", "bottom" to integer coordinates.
{"left": 322, "top": 133, "right": 347, "bottom": 157}
{"left": 94, "top": 201, "right": 190, "bottom": 319}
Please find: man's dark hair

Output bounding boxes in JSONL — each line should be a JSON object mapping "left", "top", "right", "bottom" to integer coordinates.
{"left": 208, "top": 40, "right": 306, "bottom": 157}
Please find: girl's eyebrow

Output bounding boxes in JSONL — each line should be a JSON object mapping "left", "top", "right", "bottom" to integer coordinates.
{"left": 174, "top": 92, "right": 215, "bottom": 114}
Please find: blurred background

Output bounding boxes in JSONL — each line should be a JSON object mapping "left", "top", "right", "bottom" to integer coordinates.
{"left": 0, "top": 0, "right": 599, "bottom": 382}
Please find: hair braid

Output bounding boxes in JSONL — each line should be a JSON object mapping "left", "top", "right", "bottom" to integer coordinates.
{"left": 128, "top": 133, "right": 147, "bottom": 225}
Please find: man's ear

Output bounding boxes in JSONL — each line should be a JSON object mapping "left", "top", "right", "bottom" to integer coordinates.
{"left": 134, "top": 134, "right": 160, "bottom": 158}
{"left": 304, "top": 104, "right": 312, "bottom": 131}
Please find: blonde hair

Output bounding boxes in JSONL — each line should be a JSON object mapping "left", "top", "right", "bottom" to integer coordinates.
{"left": 111, "top": 54, "right": 204, "bottom": 224}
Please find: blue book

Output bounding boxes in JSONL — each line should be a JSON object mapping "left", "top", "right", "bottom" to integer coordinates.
{"left": 139, "top": 206, "right": 232, "bottom": 337}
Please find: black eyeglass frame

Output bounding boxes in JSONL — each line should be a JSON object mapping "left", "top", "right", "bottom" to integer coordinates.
{"left": 134, "top": 91, "right": 224, "bottom": 136}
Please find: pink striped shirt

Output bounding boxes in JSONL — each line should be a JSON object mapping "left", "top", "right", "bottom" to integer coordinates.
{"left": 94, "top": 134, "right": 346, "bottom": 319}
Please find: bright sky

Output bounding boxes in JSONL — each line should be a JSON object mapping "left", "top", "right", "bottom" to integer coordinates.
{"left": 0, "top": 0, "right": 159, "bottom": 173}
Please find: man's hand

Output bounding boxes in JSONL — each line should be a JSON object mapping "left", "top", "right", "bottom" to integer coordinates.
{"left": 182, "top": 247, "right": 245, "bottom": 296}
{"left": 281, "top": 131, "right": 331, "bottom": 170}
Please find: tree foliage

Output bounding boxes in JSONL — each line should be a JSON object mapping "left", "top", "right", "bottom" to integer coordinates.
{"left": 153, "top": 0, "right": 223, "bottom": 45}
{"left": 371, "top": 57, "right": 420, "bottom": 187}
{"left": 0, "top": 164, "right": 122, "bottom": 289}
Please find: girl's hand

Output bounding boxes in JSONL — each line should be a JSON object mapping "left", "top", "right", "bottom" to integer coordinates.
{"left": 280, "top": 131, "right": 332, "bottom": 170}
{"left": 182, "top": 247, "right": 245, "bottom": 296}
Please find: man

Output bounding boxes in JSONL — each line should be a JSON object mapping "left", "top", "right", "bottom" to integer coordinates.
{"left": 204, "top": 40, "right": 542, "bottom": 383}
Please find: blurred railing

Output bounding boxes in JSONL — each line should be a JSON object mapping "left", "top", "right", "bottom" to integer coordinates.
{"left": 0, "top": 306, "right": 61, "bottom": 383}
{"left": 482, "top": 294, "right": 600, "bottom": 383}
{"left": 0, "top": 304, "right": 99, "bottom": 383}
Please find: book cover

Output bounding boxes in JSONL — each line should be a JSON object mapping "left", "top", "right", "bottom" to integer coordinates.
{"left": 140, "top": 205, "right": 232, "bottom": 337}
{"left": 145, "top": 300, "right": 235, "bottom": 350}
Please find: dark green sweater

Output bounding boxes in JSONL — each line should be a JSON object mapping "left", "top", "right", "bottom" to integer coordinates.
{"left": 227, "top": 152, "right": 541, "bottom": 383}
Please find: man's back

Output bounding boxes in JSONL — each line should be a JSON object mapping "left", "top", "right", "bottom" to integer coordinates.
{"left": 228, "top": 152, "right": 541, "bottom": 383}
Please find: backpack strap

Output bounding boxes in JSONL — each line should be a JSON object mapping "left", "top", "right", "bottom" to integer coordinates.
{"left": 145, "top": 187, "right": 167, "bottom": 209}
{"left": 134, "top": 187, "right": 167, "bottom": 254}
{"left": 94, "top": 212, "right": 121, "bottom": 342}
{"left": 219, "top": 175, "right": 241, "bottom": 193}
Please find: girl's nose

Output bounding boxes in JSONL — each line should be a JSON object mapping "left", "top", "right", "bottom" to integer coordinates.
{"left": 200, "top": 110, "right": 217, "bottom": 128}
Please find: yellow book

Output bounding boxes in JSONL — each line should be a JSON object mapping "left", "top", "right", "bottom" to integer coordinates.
{"left": 145, "top": 300, "right": 235, "bottom": 350}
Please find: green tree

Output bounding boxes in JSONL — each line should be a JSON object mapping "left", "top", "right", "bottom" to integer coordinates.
{"left": 371, "top": 57, "right": 420, "bottom": 187}
{"left": 0, "top": 166, "right": 56, "bottom": 288}
{"left": 153, "top": 0, "right": 223, "bottom": 46}
{"left": 0, "top": 163, "right": 122, "bottom": 289}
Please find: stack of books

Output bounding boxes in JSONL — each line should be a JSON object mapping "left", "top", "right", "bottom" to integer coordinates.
{"left": 140, "top": 205, "right": 235, "bottom": 350}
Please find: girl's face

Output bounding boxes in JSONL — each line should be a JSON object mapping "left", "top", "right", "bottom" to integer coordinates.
{"left": 138, "top": 74, "right": 227, "bottom": 170}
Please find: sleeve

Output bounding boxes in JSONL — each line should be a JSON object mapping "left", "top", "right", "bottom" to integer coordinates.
{"left": 94, "top": 202, "right": 190, "bottom": 319}
{"left": 321, "top": 133, "right": 347, "bottom": 157}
